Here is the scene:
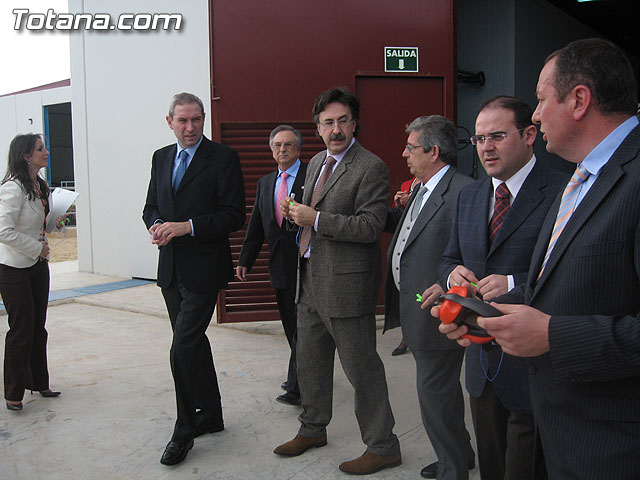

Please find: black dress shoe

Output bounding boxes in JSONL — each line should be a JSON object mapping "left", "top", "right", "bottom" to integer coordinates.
{"left": 276, "top": 392, "right": 301, "bottom": 406}
{"left": 194, "top": 419, "right": 224, "bottom": 438}
{"left": 160, "top": 440, "right": 194, "bottom": 466}
{"left": 6, "top": 401, "right": 23, "bottom": 411}
{"left": 281, "top": 382, "right": 288, "bottom": 391}
{"left": 420, "top": 459, "right": 475, "bottom": 479}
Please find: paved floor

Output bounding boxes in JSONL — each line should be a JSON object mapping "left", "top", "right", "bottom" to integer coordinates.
{"left": 1, "top": 261, "right": 479, "bottom": 480}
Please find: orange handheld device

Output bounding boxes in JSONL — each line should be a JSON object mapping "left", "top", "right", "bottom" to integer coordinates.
{"left": 438, "top": 286, "right": 501, "bottom": 344}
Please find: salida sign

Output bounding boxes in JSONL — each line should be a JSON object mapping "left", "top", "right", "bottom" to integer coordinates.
{"left": 384, "top": 47, "right": 419, "bottom": 72}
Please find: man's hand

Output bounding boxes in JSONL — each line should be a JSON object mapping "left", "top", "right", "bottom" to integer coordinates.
{"left": 477, "top": 303, "right": 550, "bottom": 357}
{"left": 449, "top": 265, "right": 480, "bottom": 294}
{"left": 394, "top": 190, "right": 410, "bottom": 208}
{"left": 279, "top": 196, "right": 292, "bottom": 220}
{"left": 149, "top": 221, "right": 191, "bottom": 246}
{"left": 420, "top": 283, "right": 444, "bottom": 310}
{"left": 476, "top": 274, "right": 509, "bottom": 301}
{"left": 288, "top": 201, "right": 317, "bottom": 227}
{"left": 432, "top": 303, "right": 473, "bottom": 347}
{"left": 236, "top": 265, "right": 248, "bottom": 282}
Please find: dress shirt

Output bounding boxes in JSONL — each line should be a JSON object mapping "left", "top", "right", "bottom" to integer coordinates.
{"left": 313, "top": 137, "right": 355, "bottom": 231}
{"left": 414, "top": 164, "right": 450, "bottom": 215}
{"left": 273, "top": 159, "right": 301, "bottom": 206}
{"left": 169, "top": 136, "right": 203, "bottom": 236}
{"left": 488, "top": 155, "right": 536, "bottom": 221}
{"left": 391, "top": 165, "right": 450, "bottom": 289}
{"left": 575, "top": 115, "right": 639, "bottom": 207}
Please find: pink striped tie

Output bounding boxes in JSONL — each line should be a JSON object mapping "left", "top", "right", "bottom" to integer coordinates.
{"left": 537, "top": 164, "right": 590, "bottom": 279}
{"left": 275, "top": 172, "right": 289, "bottom": 226}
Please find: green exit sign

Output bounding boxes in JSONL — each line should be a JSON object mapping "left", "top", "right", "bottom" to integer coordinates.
{"left": 385, "top": 47, "right": 419, "bottom": 72}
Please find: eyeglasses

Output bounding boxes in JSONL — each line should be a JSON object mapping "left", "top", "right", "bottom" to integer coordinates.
{"left": 405, "top": 143, "right": 425, "bottom": 153}
{"left": 319, "top": 117, "right": 353, "bottom": 129}
{"left": 470, "top": 128, "right": 526, "bottom": 146}
{"left": 272, "top": 142, "right": 297, "bottom": 150}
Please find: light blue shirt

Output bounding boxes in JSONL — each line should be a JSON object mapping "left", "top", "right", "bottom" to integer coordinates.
{"left": 575, "top": 115, "right": 639, "bottom": 207}
{"left": 274, "top": 159, "right": 301, "bottom": 207}
{"left": 173, "top": 136, "right": 202, "bottom": 180}
{"left": 173, "top": 136, "right": 203, "bottom": 236}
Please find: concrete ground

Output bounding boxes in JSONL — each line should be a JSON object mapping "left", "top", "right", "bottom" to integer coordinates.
{"left": 1, "top": 261, "right": 479, "bottom": 480}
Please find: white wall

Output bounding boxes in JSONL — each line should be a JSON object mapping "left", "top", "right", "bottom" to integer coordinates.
{"left": 69, "top": 0, "right": 211, "bottom": 279}
{"left": 0, "top": 86, "right": 72, "bottom": 179}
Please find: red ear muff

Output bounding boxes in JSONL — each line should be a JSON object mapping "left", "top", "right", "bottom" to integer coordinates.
{"left": 439, "top": 286, "right": 500, "bottom": 344}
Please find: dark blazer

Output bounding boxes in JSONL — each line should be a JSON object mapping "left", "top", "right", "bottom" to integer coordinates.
{"left": 301, "top": 140, "right": 389, "bottom": 319}
{"left": 238, "top": 162, "right": 307, "bottom": 288}
{"left": 143, "top": 136, "right": 245, "bottom": 293}
{"left": 500, "top": 124, "right": 640, "bottom": 478}
{"left": 438, "top": 161, "right": 568, "bottom": 413}
{"left": 383, "top": 167, "right": 473, "bottom": 351}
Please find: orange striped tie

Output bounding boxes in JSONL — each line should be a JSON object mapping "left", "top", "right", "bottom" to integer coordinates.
{"left": 537, "top": 164, "right": 590, "bottom": 279}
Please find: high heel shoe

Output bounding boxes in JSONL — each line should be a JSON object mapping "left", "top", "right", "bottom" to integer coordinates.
{"left": 39, "top": 390, "right": 61, "bottom": 398}
{"left": 6, "top": 401, "right": 23, "bottom": 411}
{"left": 31, "top": 389, "right": 61, "bottom": 397}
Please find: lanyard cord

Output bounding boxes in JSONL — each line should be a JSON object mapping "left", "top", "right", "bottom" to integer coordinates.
{"left": 480, "top": 346, "right": 504, "bottom": 382}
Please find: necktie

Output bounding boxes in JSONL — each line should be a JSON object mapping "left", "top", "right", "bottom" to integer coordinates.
{"left": 172, "top": 150, "right": 189, "bottom": 193}
{"left": 275, "top": 172, "right": 289, "bottom": 226}
{"left": 299, "top": 156, "right": 337, "bottom": 256}
{"left": 538, "top": 164, "right": 590, "bottom": 279}
{"left": 410, "top": 185, "right": 427, "bottom": 221}
{"left": 489, "top": 183, "right": 510, "bottom": 244}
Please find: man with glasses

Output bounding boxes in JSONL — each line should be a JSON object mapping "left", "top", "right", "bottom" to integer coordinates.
{"left": 236, "top": 125, "right": 308, "bottom": 406}
{"left": 384, "top": 115, "right": 474, "bottom": 480}
{"left": 438, "top": 38, "right": 640, "bottom": 479}
{"left": 274, "top": 87, "right": 401, "bottom": 475}
{"left": 438, "top": 96, "right": 567, "bottom": 479}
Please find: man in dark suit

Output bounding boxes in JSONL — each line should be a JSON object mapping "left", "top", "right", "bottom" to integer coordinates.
{"left": 439, "top": 96, "right": 567, "bottom": 480}
{"left": 384, "top": 115, "right": 474, "bottom": 480}
{"left": 236, "top": 125, "right": 307, "bottom": 406}
{"left": 274, "top": 87, "right": 401, "bottom": 475}
{"left": 143, "top": 92, "right": 245, "bottom": 466}
{"left": 439, "top": 38, "right": 640, "bottom": 478}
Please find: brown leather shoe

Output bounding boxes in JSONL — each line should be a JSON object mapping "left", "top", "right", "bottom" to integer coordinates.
{"left": 339, "top": 450, "right": 402, "bottom": 475}
{"left": 273, "top": 433, "right": 327, "bottom": 456}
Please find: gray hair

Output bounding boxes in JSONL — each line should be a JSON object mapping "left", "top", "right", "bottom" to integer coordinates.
{"left": 405, "top": 115, "right": 458, "bottom": 166}
{"left": 168, "top": 92, "right": 205, "bottom": 118}
{"left": 269, "top": 125, "right": 304, "bottom": 150}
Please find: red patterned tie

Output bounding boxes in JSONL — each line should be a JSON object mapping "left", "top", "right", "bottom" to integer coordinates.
{"left": 489, "top": 183, "right": 510, "bottom": 244}
{"left": 275, "top": 172, "right": 289, "bottom": 226}
{"left": 299, "top": 156, "right": 337, "bottom": 256}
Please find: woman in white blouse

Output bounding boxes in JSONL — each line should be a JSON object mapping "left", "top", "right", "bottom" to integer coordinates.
{"left": 0, "top": 134, "right": 65, "bottom": 411}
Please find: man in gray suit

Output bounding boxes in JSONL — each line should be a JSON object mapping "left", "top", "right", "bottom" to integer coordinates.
{"left": 274, "top": 87, "right": 401, "bottom": 475}
{"left": 384, "top": 116, "right": 474, "bottom": 480}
